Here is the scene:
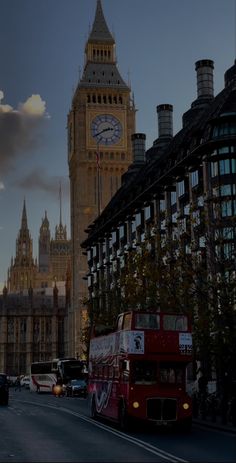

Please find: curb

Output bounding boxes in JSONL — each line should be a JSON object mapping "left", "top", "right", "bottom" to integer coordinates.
{"left": 193, "top": 418, "right": 236, "bottom": 434}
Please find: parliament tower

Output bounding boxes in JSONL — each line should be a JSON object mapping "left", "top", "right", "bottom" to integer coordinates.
{"left": 68, "top": 0, "right": 136, "bottom": 356}
{"left": 7, "top": 199, "right": 38, "bottom": 292}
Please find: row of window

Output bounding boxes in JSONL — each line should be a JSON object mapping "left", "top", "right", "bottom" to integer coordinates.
{"left": 213, "top": 199, "right": 236, "bottom": 217}
{"left": 88, "top": 151, "right": 126, "bottom": 161}
{"left": 89, "top": 194, "right": 235, "bottom": 256}
{"left": 87, "top": 94, "right": 123, "bottom": 104}
{"left": 90, "top": 361, "right": 185, "bottom": 386}
{"left": 92, "top": 48, "right": 111, "bottom": 59}
{"left": 211, "top": 158, "right": 236, "bottom": 176}
{"left": 212, "top": 184, "right": 236, "bottom": 197}
{"left": 215, "top": 242, "right": 235, "bottom": 260}
{"left": 212, "top": 122, "right": 236, "bottom": 138}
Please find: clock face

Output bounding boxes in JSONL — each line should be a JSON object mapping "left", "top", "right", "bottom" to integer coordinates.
{"left": 91, "top": 114, "right": 122, "bottom": 145}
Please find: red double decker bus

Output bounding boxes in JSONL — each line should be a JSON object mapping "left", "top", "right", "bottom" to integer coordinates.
{"left": 88, "top": 310, "right": 193, "bottom": 431}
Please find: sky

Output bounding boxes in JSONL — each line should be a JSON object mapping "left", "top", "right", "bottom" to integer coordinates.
{"left": 0, "top": 0, "right": 235, "bottom": 290}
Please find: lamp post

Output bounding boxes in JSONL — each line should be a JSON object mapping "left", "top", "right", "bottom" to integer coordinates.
{"left": 94, "top": 127, "right": 113, "bottom": 216}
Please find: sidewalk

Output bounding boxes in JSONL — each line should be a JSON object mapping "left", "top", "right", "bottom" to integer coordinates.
{"left": 193, "top": 415, "right": 236, "bottom": 433}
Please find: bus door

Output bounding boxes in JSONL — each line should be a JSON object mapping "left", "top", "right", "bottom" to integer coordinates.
{"left": 118, "top": 359, "right": 130, "bottom": 408}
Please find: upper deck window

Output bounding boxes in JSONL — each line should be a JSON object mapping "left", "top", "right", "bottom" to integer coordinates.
{"left": 135, "top": 313, "right": 160, "bottom": 330}
{"left": 163, "top": 315, "right": 188, "bottom": 331}
{"left": 117, "top": 315, "right": 123, "bottom": 331}
{"left": 123, "top": 313, "right": 132, "bottom": 330}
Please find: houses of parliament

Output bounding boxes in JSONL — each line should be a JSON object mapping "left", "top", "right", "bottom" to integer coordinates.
{"left": 0, "top": 199, "right": 71, "bottom": 375}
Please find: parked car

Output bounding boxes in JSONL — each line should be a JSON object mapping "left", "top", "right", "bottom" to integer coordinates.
{"left": 7, "top": 376, "right": 17, "bottom": 387}
{"left": 20, "top": 376, "right": 30, "bottom": 389}
{"left": 0, "top": 373, "right": 9, "bottom": 405}
{"left": 66, "top": 379, "right": 87, "bottom": 397}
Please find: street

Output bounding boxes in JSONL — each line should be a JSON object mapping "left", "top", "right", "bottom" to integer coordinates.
{"left": 0, "top": 388, "right": 235, "bottom": 462}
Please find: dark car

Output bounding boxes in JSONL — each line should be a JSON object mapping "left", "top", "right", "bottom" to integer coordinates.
{"left": 0, "top": 373, "right": 9, "bottom": 405}
{"left": 66, "top": 379, "right": 87, "bottom": 398}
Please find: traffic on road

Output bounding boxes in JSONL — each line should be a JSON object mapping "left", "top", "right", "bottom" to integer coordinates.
{"left": 0, "top": 387, "right": 234, "bottom": 462}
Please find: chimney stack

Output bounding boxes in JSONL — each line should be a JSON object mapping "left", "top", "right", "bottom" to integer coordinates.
{"left": 195, "top": 59, "right": 214, "bottom": 99}
{"left": 156, "top": 104, "right": 173, "bottom": 139}
{"left": 132, "top": 133, "right": 146, "bottom": 164}
{"left": 121, "top": 133, "right": 146, "bottom": 185}
{"left": 182, "top": 59, "right": 214, "bottom": 127}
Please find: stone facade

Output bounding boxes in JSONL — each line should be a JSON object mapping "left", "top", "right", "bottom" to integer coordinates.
{"left": 0, "top": 287, "right": 67, "bottom": 375}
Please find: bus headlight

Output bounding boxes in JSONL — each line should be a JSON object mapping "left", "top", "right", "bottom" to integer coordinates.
{"left": 133, "top": 401, "right": 140, "bottom": 409}
{"left": 183, "top": 402, "right": 190, "bottom": 410}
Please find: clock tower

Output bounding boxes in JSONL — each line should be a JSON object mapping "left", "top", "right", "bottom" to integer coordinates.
{"left": 68, "top": 0, "right": 136, "bottom": 356}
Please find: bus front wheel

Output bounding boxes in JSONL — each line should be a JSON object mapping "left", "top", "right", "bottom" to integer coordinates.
{"left": 119, "top": 401, "right": 130, "bottom": 431}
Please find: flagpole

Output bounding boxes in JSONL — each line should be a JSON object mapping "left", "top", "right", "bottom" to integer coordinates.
{"left": 97, "top": 138, "right": 101, "bottom": 216}
{"left": 94, "top": 127, "right": 113, "bottom": 216}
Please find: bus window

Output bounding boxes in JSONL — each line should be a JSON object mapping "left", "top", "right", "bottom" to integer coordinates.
{"left": 123, "top": 313, "right": 132, "bottom": 330}
{"left": 159, "top": 363, "right": 184, "bottom": 385}
{"left": 117, "top": 315, "right": 123, "bottom": 331}
{"left": 135, "top": 313, "right": 160, "bottom": 330}
{"left": 120, "top": 360, "right": 129, "bottom": 383}
{"left": 132, "top": 361, "right": 157, "bottom": 385}
{"left": 163, "top": 315, "right": 188, "bottom": 331}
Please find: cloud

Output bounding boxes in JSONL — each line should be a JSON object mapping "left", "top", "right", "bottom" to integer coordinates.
{"left": 0, "top": 90, "right": 49, "bottom": 177}
{"left": 15, "top": 168, "right": 69, "bottom": 197}
{"left": 0, "top": 181, "right": 4, "bottom": 190}
{"left": 20, "top": 94, "right": 47, "bottom": 117}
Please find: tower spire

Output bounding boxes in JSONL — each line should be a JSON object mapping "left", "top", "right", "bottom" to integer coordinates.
{"left": 59, "top": 181, "right": 62, "bottom": 226}
{"left": 21, "top": 198, "right": 28, "bottom": 230}
{"left": 88, "top": 0, "right": 114, "bottom": 44}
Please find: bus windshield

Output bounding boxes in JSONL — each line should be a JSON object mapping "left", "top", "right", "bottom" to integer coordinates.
{"left": 135, "top": 313, "right": 160, "bottom": 330}
{"left": 58, "top": 360, "right": 87, "bottom": 383}
{"left": 132, "top": 360, "right": 157, "bottom": 385}
{"left": 162, "top": 315, "right": 188, "bottom": 331}
{"left": 131, "top": 361, "right": 185, "bottom": 386}
{"left": 31, "top": 362, "right": 52, "bottom": 374}
{"left": 159, "top": 363, "right": 185, "bottom": 385}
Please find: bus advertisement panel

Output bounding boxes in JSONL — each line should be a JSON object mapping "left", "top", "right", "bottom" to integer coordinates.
{"left": 88, "top": 311, "right": 193, "bottom": 431}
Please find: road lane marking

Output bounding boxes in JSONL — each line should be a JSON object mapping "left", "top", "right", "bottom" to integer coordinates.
{"left": 14, "top": 399, "right": 188, "bottom": 463}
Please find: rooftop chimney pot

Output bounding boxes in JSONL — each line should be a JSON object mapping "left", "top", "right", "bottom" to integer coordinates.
{"left": 195, "top": 59, "right": 214, "bottom": 99}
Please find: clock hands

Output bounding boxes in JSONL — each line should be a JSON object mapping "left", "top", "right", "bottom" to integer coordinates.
{"left": 96, "top": 127, "right": 114, "bottom": 137}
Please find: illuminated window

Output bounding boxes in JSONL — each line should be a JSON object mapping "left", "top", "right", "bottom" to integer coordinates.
{"left": 171, "top": 191, "right": 176, "bottom": 205}
{"left": 219, "top": 159, "right": 230, "bottom": 175}
{"left": 177, "top": 180, "right": 185, "bottom": 197}
{"left": 191, "top": 170, "right": 199, "bottom": 187}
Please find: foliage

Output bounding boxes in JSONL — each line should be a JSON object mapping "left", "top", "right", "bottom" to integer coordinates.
{"left": 84, "top": 225, "right": 236, "bottom": 389}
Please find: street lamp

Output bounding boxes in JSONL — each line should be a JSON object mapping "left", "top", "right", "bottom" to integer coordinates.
{"left": 94, "top": 127, "right": 113, "bottom": 216}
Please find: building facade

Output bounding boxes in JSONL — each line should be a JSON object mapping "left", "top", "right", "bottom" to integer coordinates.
{"left": 0, "top": 286, "right": 67, "bottom": 375}
{"left": 68, "top": 0, "right": 136, "bottom": 356}
{"left": 7, "top": 200, "right": 71, "bottom": 294}
{"left": 82, "top": 59, "right": 236, "bottom": 384}
{"left": 1, "top": 201, "right": 71, "bottom": 375}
